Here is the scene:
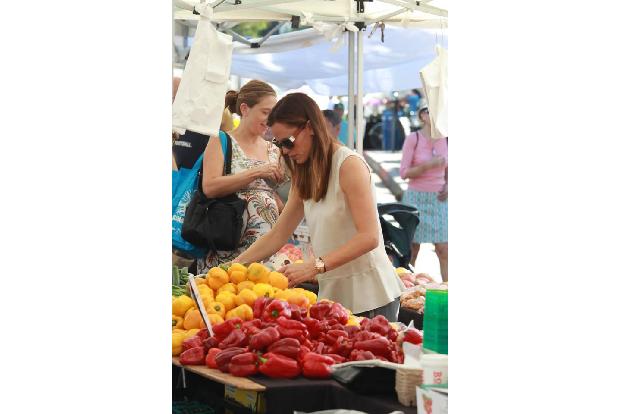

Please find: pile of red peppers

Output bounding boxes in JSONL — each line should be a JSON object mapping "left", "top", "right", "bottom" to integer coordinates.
{"left": 178, "top": 299, "right": 408, "bottom": 379}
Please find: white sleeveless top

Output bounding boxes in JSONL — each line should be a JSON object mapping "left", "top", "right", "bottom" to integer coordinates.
{"left": 303, "top": 146, "right": 405, "bottom": 314}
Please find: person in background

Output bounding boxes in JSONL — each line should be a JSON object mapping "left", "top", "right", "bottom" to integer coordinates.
{"left": 321, "top": 109, "right": 342, "bottom": 140}
{"left": 197, "top": 80, "right": 288, "bottom": 273}
{"left": 407, "top": 89, "right": 423, "bottom": 118}
{"left": 399, "top": 106, "right": 448, "bottom": 282}
{"left": 235, "top": 93, "right": 404, "bottom": 321}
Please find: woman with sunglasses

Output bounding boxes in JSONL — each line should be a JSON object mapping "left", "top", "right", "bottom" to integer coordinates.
{"left": 235, "top": 93, "right": 404, "bottom": 321}
{"left": 196, "top": 80, "right": 288, "bottom": 274}
{"left": 399, "top": 105, "right": 448, "bottom": 282}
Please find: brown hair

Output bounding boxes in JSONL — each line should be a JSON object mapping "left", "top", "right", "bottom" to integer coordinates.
{"left": 225, "top": 80, "right": 276, "bottom": 116}
{"left": 267, "top": 93, "right": 337, "bottom": 202}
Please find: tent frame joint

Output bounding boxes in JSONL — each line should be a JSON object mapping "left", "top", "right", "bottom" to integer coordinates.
{"left": 355, "top": 0, "right": 373, "bottom": 14}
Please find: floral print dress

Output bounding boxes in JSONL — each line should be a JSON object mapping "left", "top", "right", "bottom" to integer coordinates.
{"left": 197, "top": 137, "right": 288, "bottom": 273}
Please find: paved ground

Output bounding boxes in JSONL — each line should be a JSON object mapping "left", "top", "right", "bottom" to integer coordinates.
{"left": 368, "top": 150, "right": 443, "bottom": 282}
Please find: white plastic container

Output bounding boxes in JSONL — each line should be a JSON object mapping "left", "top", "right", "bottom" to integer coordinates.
{"left": 420, "top": 353, "right": 448, "bottom": 385}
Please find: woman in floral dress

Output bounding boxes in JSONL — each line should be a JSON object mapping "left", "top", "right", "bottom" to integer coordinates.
{"left": 197, "top": 80, "right": 288, "bottom": 273}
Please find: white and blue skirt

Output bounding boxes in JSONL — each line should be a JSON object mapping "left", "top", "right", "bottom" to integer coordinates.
{"left": 402, "top": 189, "right": 448, "bottom": 243}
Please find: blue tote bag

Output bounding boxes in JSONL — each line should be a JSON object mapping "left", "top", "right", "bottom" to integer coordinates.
{"left": 172, "top": 131, "right": 228, "bottom": 257}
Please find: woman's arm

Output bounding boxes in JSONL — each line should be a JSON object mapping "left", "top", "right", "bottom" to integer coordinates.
{"left": 201, "top": 137, "right": 281, "bottom": 198}
{"left": 280, "top": 156, "right": 380, "bottom": 286}
{"left": 399, "top": 134, "right": 417, "bottom": 179}
{"left": 235, "top": 186, "right": 305, "bottom": 263}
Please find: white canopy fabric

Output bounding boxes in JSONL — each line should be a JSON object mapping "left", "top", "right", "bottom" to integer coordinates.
{"left": 175, "top": 0, "right": 448, "bottom": 26}
{"left": 229, "top": 25, "right": 448, "bottom": 95}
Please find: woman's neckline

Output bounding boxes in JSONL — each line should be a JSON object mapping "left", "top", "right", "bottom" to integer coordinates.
{"left": 229, "top": 133, "right": 271, "bottom": 163}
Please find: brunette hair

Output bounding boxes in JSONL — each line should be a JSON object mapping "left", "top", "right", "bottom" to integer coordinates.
{"left": 267, "top": 93, "right": 337, "bottom": 202}
{"left": 225, "top": 80, "right": 276, "bottom": 117}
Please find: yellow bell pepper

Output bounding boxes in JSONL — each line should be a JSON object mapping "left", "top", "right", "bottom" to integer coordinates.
{"left": 228, "top": 262, "right": 248, "bottom": 276}
{"left": 194, "top": 277, "right": 207, "bottom": 286}
{"left": 185, "top": 328, "right": 201, "bottom": 339}
{"left": 207, "top": 267, "right": 229, "bottom": 290}
{"left": 247, "top": 263, "right": 271, "bottom": 284}
{"left": 218, "top": 283, "right": 238, "bottom": 296}
{"left": 287, "top": 290, "right": 310, "bottom": 309}
{"left": 253, "top": 283, "right": 275, "bottom": 299}
{"left": 172, "top": 328, "right": 186, "bottom": 335}
{"left": 226, "top": 304, "right": 254, "bottom": 321}
{"left": 268, "top": 271, "right": 289, "bottom": 290}
{"left": 274, "top": 289, "right": 293, "bottom": 302}
{"left": 230, "top": 270, "right": 247, "bottom": 284}
{"left": 172, "top": 332, "right": 186, "bottom": 356}
{"left": 183, "top": 309, "right": 206, "bottom": 330}
{"left": 346, "top": 315, "right": 361, "bottom": 327}
{"left": 207, "top": 301, "right": 226, "bottom": 318}
{"left": 215, "top": 291, "right": 236, "bottom": 312}
{"left": 172, "top": 315, "right": 184, "bottom": 330}
{"left": 237, "top": 281, "right": 256, "bottom": 292}
{"left": 293, "top": 288, "right": 318, "bottom": 305}
{"left": 235, "top": 288, "right": 258, "bottom": 307}
{"left": 172, "top": 295, "right": 194, "bottom": 317}
{"left": 208, "top": 313, "right": 224, "bottom": 327}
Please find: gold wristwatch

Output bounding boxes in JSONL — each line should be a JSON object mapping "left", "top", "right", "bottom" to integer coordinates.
{"left": 314, "top": 257, "right": 326, "bottom": 274}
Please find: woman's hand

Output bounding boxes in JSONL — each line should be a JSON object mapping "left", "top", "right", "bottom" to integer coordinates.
{"left": 278, "top": 263, "right": 318, "bottom": 288}
{"left": 438, "top": 183, "right": 448, "bottom": 201}
{"left": 253, "top": 163, "right": 283, "bottom": 183}
{"left": 426, "top": 156, "right": 447, "bottom": 170}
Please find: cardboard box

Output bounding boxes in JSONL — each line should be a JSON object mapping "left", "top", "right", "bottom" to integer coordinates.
{"left": 224, "top": 384, "right": 266, "bottom": 413}
{"left": 416, "top": 385, "right": 448, "bottom": 414}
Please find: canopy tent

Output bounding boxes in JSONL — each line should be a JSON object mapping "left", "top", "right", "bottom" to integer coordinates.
{"left": 228, "top": 25, "right": 447, "bottom": 96}
{"left": 173, "top": 0, "right": 448, "bottom": 152}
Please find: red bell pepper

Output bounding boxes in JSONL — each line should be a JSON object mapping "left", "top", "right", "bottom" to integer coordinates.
{"left": 258, "top": 352, "right": 301, "bottom": 378}
{"left": 302, "top": 317, "right": 323, "bottom": 339}
{"left": 324, "top": 354, "right": 346, "bottom": 363}
{"left": 205, "top": 347, "right": 222, "bottom": 369}
{"left": 327, "top": 303, "right": 349, "bottom": 325}
{"left": 276, "top": 316, "right": 306, "bottom": 330}
{"left": 179, "top": 346, "right": 205, "bottom": 365}
{"left": 289, "top": 303, "right": 304, "bottom": 321}
{"left": 196, "top": 328, "right": 211, "bottom": 342}
{"left": 312, "top": 341, "right": 326, "bottom": 355}
{"left": 213, "top": 317, "right": 243, "bottom": 341}
{"left": 202, "top": 336, "right": 220, "bottom": 351}
{"left": 344, "top": 325, "right": 361, "bottom": 338}
{"left": 403, "top": 328, "right": 423, "bottom": 345}
{"left": 354, "top": 331, "right": 382, "bottom": 342}
{"left": 182, "top": 336, "right": 204, "bottom": 352}
{"left": 248, "top": 326, "right": 280, "bottom": 351}
{"left": 309, "top": 301, "right": 332, "bottom": 320}
{"left": 328, "top": 335, "right": 353, "bottom": 358}
{"left": 349, "top": 349, "right": 376, "bottom": 361}
{"left": 352, "top": 337, "right": 392, "bottom": 358}
{"left": 262, "top": 300, "right": 292, "bottom": 322}
{"left": 302, "top": 353, "right": 334, "bottom": 379}
{"left": 276, "top": 324, "right": 308, "bottom": 340}
{"left": 267, "top": 338, "right": 301, "bottom": 359}
{"left": 242, "top": 319, "right": 262, "bottom": 336}
{"left": 365, "top": 315, "right": 392, "bottom": 336}
{"left": 229, "top": 352, "right": 259, "bottom": 377}
{"left": 253, "top": 296, "right": 273, "bottom": 319}
{"left": 325, "top": 329, "right": 348, "bottom": 345}
{"left": 215, "top": 347, "right": 246, "bottom": 373}
{"left": 298, "top": 345, "right": 311, "bottom": 362}
{"left": 219, "top": 329, "right": 249, "bottom": 349}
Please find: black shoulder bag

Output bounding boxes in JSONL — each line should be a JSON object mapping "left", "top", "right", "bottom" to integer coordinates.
{"left": 181, "top": 132, "right": 247, "bottom": 252}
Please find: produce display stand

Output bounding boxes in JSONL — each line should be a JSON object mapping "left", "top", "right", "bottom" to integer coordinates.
{"left": 173, "top": 358, "right": 417, "bottom": 414}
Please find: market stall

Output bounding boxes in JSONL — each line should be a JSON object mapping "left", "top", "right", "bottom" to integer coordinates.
{"left": 172, "top": 262, "right": 446, "bottom": 414}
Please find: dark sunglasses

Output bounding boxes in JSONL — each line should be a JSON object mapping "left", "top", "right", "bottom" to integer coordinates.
{"left": 272, "top": 136, "right": 296, "bottom": 149}
{"left": 271, "top": 123, "right": 306, "bottom": 150}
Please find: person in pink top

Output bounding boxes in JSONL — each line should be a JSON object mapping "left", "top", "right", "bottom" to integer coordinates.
{"left": 399, "top": 106, "right": 448, "bottom": 281}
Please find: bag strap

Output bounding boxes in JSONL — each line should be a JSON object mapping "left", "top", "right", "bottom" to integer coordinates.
{"left": 219, "top": 131, "right": 233, "bottom": 176}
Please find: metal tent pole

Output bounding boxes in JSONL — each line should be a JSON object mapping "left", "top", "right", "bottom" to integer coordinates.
{"left": 356, "top": 29, "right": 364, "bottom": 155}
{"left": 347, "top": 30, "right": 355, "bottom": 149}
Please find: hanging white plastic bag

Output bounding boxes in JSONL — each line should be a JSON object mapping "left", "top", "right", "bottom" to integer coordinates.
{"left": 172, "top": 4, "right": 232, "bottom": 137}
{"left": 419, "top": 46, "right": 448, "bottom": 139}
